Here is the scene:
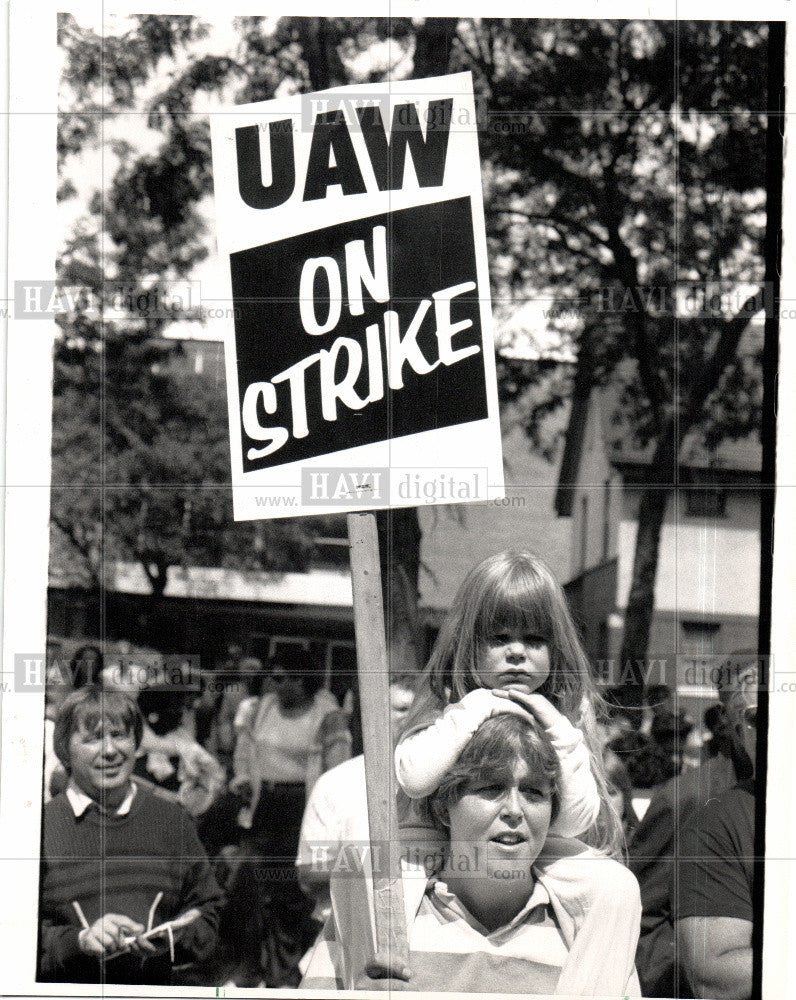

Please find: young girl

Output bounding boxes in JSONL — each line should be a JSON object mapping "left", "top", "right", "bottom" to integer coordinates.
{"left": 395, "top": 550, "right": 622, "bottom": 855}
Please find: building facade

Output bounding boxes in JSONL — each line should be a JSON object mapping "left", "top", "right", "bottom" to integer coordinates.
{"left": 556, "top": 384, "right": 761, "bottom": 711}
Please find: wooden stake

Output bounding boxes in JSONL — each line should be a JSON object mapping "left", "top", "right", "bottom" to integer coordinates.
{"left": 347, "top": 511, "right": 411, "bottom": 984}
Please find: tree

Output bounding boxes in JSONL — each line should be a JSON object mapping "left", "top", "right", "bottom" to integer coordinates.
{"left": 54, "top": 14, "right": 321, "bottom": 601}
{"left": 447, "top": 19, "right": 769, "bottom": 684}
{"left": 55, "top": 16, "right": 770, "bottom": 685}
{"left": 54, "top": 15, "right": 443, "bottom": 667}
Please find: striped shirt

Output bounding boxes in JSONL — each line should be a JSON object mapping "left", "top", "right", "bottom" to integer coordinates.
{"left": 407, "top": 875, "right": 568, "bottom": 993}
{"left": 301, "top": 850, "right": 642, "bottom": 995}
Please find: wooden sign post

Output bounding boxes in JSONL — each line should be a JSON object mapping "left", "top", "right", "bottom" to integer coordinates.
{"left": 347, "top": 510, "right": 411, "bottom": 984}
{"left": 211, "top": 72, "right": 505, "bottom": 986}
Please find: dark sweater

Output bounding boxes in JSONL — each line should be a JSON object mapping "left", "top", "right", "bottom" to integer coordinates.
{"left": 38, "top": 784, "right": 223, "bottom": 984}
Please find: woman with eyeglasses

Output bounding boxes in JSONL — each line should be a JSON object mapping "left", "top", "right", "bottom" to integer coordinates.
{"left": 226, "top": 645, "right": 351, "bottom": 988}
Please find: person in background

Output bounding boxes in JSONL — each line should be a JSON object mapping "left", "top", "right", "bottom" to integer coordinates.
{"left": 701, "top": 702, "right": 749, "bottom": 785}
{"left": 70, "top": 645, "right": 104, "bottom": 689}
{"left": 227, "top": 646, "right": 351, "bottom": 988}
{"left": 650, "top": 708, "right": 694, "bottom": 779}
{"left": 606, "top": 730, "right": 670, "bottom": 792}
{"left": 100, "top": 656, "right": 225, "bottom": 821}
{"left": 194, "top": 657, "right": 269, "bottom": 861}
{"left": 602, "top": 748, "right": 639, "bottom": 841}
{"left": 674, "top": 658, "right": 759, "bottom": 1000}
{"left": 640, "top": 684, "right": 674, "bottom": 736}
{"left": 135, "top": 681, "right": 226, "bottom": 819}
{"left": 193, "top": 643, "right": 244, "bottom": 749}
{"left": 38, "top": 687, "right": 223, "bottom": 985}
{"left": 215, "top": 656, "right": 265, "bottom": 768}
{"left": 296, "top": 675, "right": 417, "bottom": 930}
{"left": 629, "top": 655, "right": 758, "bottom": 997}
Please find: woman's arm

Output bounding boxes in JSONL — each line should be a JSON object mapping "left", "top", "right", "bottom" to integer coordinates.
{"left": 544, "top": 852, "right": 642, "bottom": 997}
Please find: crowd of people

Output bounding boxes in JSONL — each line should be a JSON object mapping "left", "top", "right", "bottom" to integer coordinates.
{"left": 38, "top": 550, "right": 760, "bottom": 997}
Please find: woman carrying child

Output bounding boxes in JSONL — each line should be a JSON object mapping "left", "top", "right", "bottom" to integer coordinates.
{"left": 303, "top": 712, "right": 641, "bottom": 993}
{"left": 395, "top": 550, "right": 621, "bottom": 856}
{"left": 302, "top": 550, "right": 642, "bottom": 994}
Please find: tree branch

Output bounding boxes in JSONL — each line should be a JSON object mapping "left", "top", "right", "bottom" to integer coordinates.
{"left": 51, "top": 513, "right": 102, "bottom": 586}
{"left": 602, "top": 206, "right": 669, "bottom": 429}
{"left": 493, "top": 205, "right": 611, "bottom": 250}
{"left": 684, "top": 290, "right": 764, "bottom": 427}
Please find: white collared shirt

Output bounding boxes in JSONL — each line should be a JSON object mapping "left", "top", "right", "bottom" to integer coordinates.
{"left": 66, "top": 779, "right": 137, "bottom": 817}
{"left": 428, "top": 869, "right": 553, "bottom": 938}
{"left": 404, "top": 868, "right": 568, "bottom": 993}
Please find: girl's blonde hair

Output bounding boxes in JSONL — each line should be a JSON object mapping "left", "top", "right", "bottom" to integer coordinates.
{"left": 403, "top": 550, "right": 624, "bottom": 857}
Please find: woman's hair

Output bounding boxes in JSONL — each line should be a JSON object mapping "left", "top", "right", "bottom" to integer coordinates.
{"left": 427, "top": 714, "right": 561, "bottom": 832}
{"left": 53, "top": 686, "right": 144, "bottom": 772}
{"left": 403, "top": 550, "right": 624, "bottom": 857}
{"left": 270, "top": 645, "right": 325, "bottom": 697}
{"left": 137, "top": 685, "right": 188, "bottom": 736}
{"left": 603, "top": 748, "right": 639, "bottom": 839}
{"left": 69, "top": 644, "right": 104, "bottom": 689}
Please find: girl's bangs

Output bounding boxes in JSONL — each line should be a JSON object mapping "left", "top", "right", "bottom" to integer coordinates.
{"left": 463, "top": 721, "right": 558, "bottom": 787}
{"left": 476, "top": 569, "right": 555, "bottom": 638}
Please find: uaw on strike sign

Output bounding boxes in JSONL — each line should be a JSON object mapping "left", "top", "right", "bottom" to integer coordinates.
{"left": 211, "top": 73, "right": 504, "bottom": 519}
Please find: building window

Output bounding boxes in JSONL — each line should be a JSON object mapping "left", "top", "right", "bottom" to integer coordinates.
{"left": 685, "top": 489, "right": 727, "bottom": 518}
{"left": 679, "top": 621, "right": 721, "bottom": 692}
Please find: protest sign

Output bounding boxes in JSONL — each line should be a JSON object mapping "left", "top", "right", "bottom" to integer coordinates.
{"left": 211, "top": 73, "right": 504, "bottom": 519}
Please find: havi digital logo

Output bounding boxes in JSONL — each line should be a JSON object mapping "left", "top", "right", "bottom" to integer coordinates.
{"left": 301, "top": 467, "right": 389, "bottom": 506}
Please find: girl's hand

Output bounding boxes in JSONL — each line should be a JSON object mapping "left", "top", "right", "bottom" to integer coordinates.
{"left": 461, "top": 688, "right": 535, "bottom": 723}
{"left": 492, "top": 689, "right": 563, "bottom": 731}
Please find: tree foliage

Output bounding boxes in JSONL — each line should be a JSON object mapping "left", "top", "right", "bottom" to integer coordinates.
{"left": 54, "top": 16, "right": 770, "bottom": 671}
{"left": 449, "top": 19, "right": 769, "bottom": 670}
